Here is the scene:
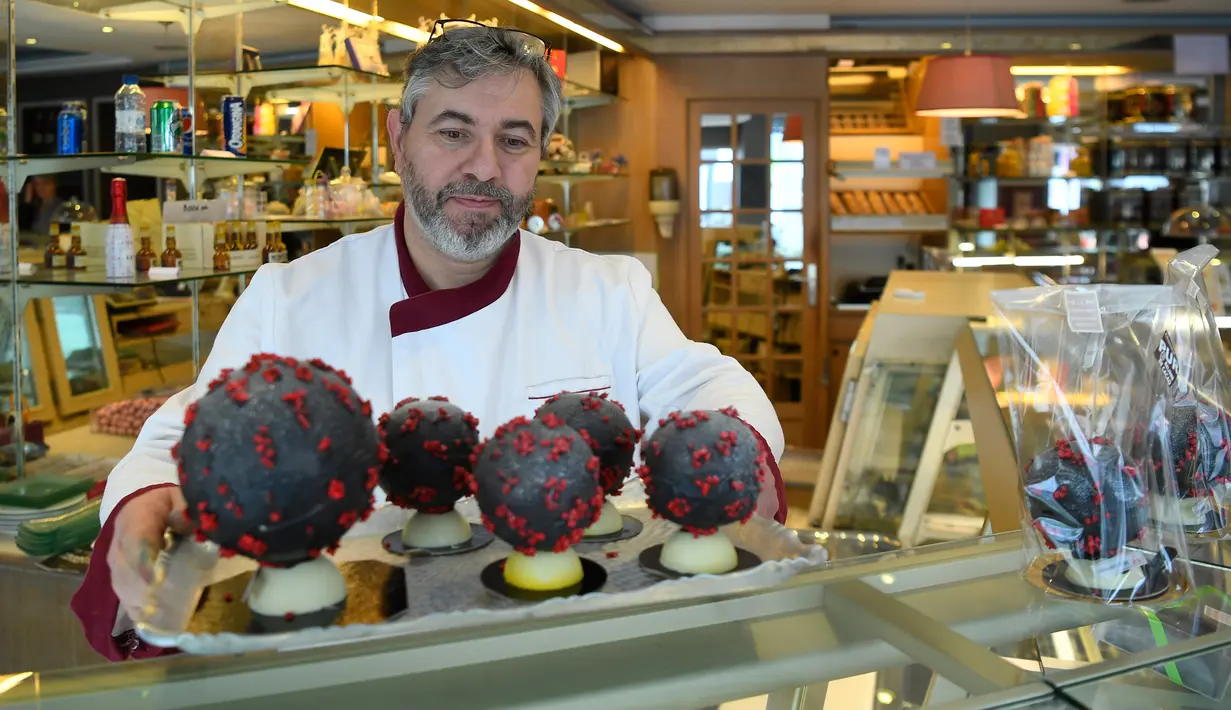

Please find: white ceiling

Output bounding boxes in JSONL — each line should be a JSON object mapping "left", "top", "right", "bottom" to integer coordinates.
{"left": 609, "top": 0, "right": 1231, "bottom": 15}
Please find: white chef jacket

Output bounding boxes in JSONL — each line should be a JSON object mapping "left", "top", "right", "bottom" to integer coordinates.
{"left": 74, "top": 204, "right": 787, "bottom": 661}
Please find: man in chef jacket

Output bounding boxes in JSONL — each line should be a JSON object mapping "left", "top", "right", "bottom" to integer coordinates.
{"left": 71, "top": 22, "right": 787, "bottom": 661}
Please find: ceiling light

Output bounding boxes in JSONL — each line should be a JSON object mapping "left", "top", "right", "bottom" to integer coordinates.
{"left": 379, "top": 20, "right": 430, "bottom": 44}
{"left": 916, "top": 55, "right": 1025, "bottom": 118}
{"left": 24, "top": 38, "right": 36, "bottom": 45}
{"left": 941, "top": 42, "right": 952, "bottom": 50}
{"left": 1069, "top": 43, "right": 1082, "bottom": 50}
{"left": 1011, "top": 65, "right": 1131, "bottom": 76}
{"left": 502, "top": 0, "right": 624, "bottom": 52}
{"left": 101, "top": 25, "right": 114, "bottom": 33}
{"left": 285, "top": 0, "right": 376, "bottom": 26}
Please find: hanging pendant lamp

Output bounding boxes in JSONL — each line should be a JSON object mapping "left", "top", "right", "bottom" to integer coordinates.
{"left": 915, "top": 54, "right": 1025, "bottom": 118}
{"left": 1163, "top": 204, "right": 1231, "bottom": 242}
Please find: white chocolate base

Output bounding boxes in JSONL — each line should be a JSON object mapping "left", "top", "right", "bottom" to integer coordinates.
{"left": 1151, "top": 495, "right": 1212, "bottom": 528}
{"left": 247, "top": 557, "right": 347, "bottom": 616}
{"left": 402, "top": 508, "right": 473, "bottom": 549}
{"left": 1064, "top": 556, "right": 1145, "bottom": 592}
{"left": 504, "top": 548, "right": 584, "bottom": 591}
{"left": 583, "top": 500, "right": 623, "bottom": 537}
{"left": 661, "top": 529, "right": 738, "bottom": 575}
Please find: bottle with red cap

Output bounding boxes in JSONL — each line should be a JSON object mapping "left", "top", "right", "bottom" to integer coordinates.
{"left": 106, "top": 177, "right": 135, "bottom": 278}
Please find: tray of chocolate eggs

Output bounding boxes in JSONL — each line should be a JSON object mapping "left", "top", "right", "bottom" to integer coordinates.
{"left": 134, "top": 375, "right": 825, "bottom": 656}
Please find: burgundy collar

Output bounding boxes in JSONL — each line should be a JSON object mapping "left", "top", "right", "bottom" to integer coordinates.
{"left": 388, "top": 202, "right": 521, "bottom": 336}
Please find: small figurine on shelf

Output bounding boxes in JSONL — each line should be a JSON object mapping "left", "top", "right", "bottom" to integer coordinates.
{"left": 176, "top": 353, "right": 384, "bottom": 632}
{"left": 544, "top": 133, "right": 576, "bottom": 166}
{"left": 599, "top": 154, "right": 628, "bottom": 175}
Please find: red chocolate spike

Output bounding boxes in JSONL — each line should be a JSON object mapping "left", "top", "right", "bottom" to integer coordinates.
{"left": 328, "top": 480, "right": 345, "bottom": 500}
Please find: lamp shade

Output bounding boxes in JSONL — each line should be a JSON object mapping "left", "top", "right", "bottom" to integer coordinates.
{"left": 915, "top": 55, "right": 1025, "bottom": 118}
{"left": 783, "top": 114, "right": 803, "bottom": 142}
{"left": 1164, "top": 204, "right": 1231, "bottom": 241}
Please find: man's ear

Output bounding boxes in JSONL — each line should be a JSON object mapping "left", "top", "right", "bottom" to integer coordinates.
{"left": 386, "top": 108, "right": 405, "bottom": 169}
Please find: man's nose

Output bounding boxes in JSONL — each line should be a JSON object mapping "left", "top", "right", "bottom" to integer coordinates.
{"left": 461, "top": 138, "right": 501, "bottom": 183}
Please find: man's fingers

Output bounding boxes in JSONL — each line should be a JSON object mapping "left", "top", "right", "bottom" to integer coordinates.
{"left": 166, "top": 490, "right": 193, "bottom": 536}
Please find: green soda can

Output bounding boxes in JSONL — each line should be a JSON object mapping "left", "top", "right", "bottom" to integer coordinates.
{"left": 150, "top": 100, "right": 178, "bottom": 153}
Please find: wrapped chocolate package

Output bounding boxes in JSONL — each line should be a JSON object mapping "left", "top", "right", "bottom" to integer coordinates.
{"left": 1159, "top": 245, "right": 1231, "bottom": 540}
{"left": 991, "top": 283, "right": 1193, "bottom": 604}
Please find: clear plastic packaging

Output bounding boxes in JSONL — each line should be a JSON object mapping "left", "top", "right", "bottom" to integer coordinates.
{"left": 1159, "top": 245, "right": 1231, "bottom": 541}
{"left": 991, "top": 283, "right": 1193, "bottom": 604}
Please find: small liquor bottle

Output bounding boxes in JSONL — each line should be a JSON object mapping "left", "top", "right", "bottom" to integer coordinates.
{"left": 261, "top": 222, "right": 274, "bottom": 264}
{"left": 270, "top": 221, "right": 288, "bottom": 263}
{"left": 226, "top": 221, "right": 242, "bottom": 251}
{"left": 44, "top": 224, "right": 66, "bottom": 269}
{"left": 66, "top": 224, "right": 87, "bottom": 270}
{"left": 213, "top": 228, "right": 231, "bottom": 272}
{"left": 244, "top": 221, "right": 258, "bottom": 250}
{"left": 161, "top": 228, "right": 182, "bottom": 268}
{"left": 135, "top": 227, "right": 156, "bottom": 272}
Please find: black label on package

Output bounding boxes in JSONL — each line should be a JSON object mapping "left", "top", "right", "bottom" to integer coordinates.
{"left": 1157, "top": 331, "right": 1180, "bottom": 391}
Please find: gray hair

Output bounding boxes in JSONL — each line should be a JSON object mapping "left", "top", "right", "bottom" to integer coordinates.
{"left": 399, "top": 27, "right": 563, "bottom": 154}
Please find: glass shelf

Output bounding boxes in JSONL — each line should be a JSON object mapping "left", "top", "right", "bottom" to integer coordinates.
{"left": 832, "top": 160, "right": 955, "bottom": 180}
{"left": 830, "top": 214, "right": 950, "bottom": 233}
{"left": 536, "top": 172, "right": 627, "bottom": 185}
{"left": 268, "top": 216, "right": 392, "bottom": 233}
{"left": 538, "top": 218, "right": 631, "bottom": 239}
{"left": 150, "top": 64, "right": 397, "bottom": 98}
{"left": 0, "top": 153, "right": 303, "bottom": 183}
{"left": 562, "top": 78, "right": 618, "bottom": 110}
{"left": 16, "top": 265, "right": 258, "bottom": 289}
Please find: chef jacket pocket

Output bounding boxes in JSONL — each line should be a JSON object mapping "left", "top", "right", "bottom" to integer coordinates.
{"left": 525, "top": 375, "right": 612, "bottom": 401}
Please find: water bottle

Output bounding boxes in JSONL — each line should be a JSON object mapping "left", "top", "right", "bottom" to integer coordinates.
{"left": 114, "top": 75, "right": 147, "bottom": 153}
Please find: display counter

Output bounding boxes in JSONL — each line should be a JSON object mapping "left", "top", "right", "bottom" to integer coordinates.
{"left": 0, "top": 531, "right": 1227, "bottom": 710}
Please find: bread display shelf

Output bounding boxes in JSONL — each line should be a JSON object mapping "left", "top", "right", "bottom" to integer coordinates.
{"left": 830, "top": 190, "right": 947, "bottom": 233}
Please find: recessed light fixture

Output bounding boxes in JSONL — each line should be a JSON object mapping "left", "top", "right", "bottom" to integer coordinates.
{"left": 941, "top": 42, "right": 953, "bottom": 49}
{"left": 24, "top": 38, "right": 36, "bottom": 45}
{"left": 101, "top": 25, "right": 114, "bottom": 33}
{"left": 1070, "top": 42, "right": 1082, "bottom": 50}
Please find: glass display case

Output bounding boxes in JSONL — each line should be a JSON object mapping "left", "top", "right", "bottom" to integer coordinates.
{"left": 0, "top": 531, "right": 1229, "bottom": 709}
{"left": 810, "top": 271, "right": 1032, "bottom": 545}
{"left": 34, "top": 295, "right": 120, "bottom": 416}
{"left": 0, "top": 302, "right": 55, "bottom": 428}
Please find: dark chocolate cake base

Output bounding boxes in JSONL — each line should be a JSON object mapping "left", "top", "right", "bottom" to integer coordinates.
{"left": 574, "top": 515, "right": 643, "bottom": 547}
{"left": 639, "top": 544, "right": 762, "bottom": 580}
{"left": 480, "top": 556, "right": 607, "bottom": 602}
{"left": 380, "top": 524, "right": 495, "bottom": 557}
{"left": 249, "top": 599, "right": 347, "bottom": 634}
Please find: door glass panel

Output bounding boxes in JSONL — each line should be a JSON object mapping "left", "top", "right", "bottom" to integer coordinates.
{"left": 772, "top": 261, "right": 805, "bottom": 308}
{"left": 770, "top": 211, "right": 805, "bottom": 258}
{"left": 51, "top": 296, "right": 110, "bottom": 396}
{"left": 770, "top": 162, "right": 805, "bottom": 210}
{"left": 733, "top": 213, "right": 769, "bottom": 255}
{"left": 735, "top": 114, "right": 769, "bottom": 160}
{"left": 699, "top": 114, "right": 732, "bottom": 160}
{"left": 736, "top": 163, "right": 770, "bottom": 209}
{"left": 734, "top": 312, "right": 768, "bottom": 355}
{"left": 772, "top": 358, "right": 804, "bottom": 402}
{"left": 702, "top": 262, "right": 732, "bottom": 307}
{"left": 771, "top": 113, "right": 805, "bottom": 161}
{"left": 736, "top": 356, "right": 768, "bottom": 391}
{"left": 700, "top": 212, "right": 735, "bottom": 258}
{"left": 774, "top": 309, "right": 804, "bottom": 355}
{"left": 0, "top": 302, "right": 39, "bottom": 410}
{"left": 698, "top": 163, "right": 734, "bottom": 211}
{"left": 736, "top": 263, "right": 770, "bottom": 307}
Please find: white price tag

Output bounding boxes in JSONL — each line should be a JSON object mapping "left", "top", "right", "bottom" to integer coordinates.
{"left": 872, "top": 147, "right": 891, "bottom": 170}
{"left": 163, "top": 199, "right": 227, "bottom": 224}
{"left": 1064, "top": 290, "right": 1104, "bottom": 333}
{"left": 897, "top": 152, "right": 937, "bottom": 171}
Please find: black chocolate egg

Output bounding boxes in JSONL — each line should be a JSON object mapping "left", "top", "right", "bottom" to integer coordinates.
{"left": 638, "top": 409, "right": 763, "bottom": 535}
{"left": 535, "top": 392, "right": 640, "bottom": 495}
{"left": 471, "top": 416, "right": 603, "bottom": 554}
{"left": 1153, "top": 400, "right": 1228, "bottom": 499}
{"left": 176, "top": 354, "right": 384, "bottom": 566}
{"left": 1024, "top": 438, "right": 1147, "bottom": 560}
{"left": 378, "top": 397, "right": 479, "bottom": 512}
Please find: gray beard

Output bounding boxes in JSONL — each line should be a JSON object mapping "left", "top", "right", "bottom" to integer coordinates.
{"left": 401, "top": 163, "right": 534, "bottom": 263}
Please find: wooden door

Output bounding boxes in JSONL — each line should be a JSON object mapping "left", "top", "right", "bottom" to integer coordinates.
{"left": 688, "top": 101, "right": 822, "bottom": 447}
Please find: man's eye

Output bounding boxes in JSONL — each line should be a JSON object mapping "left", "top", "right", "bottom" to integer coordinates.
{"left": 439, "top": 130, "right": 466, "bottom": 141}
{"left": 503, "top": 137, "right": 532, "bottom": 150}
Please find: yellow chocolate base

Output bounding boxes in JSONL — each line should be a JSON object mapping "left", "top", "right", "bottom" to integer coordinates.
{"left": 504, "top": 548, "right": 584, "bottom": 591}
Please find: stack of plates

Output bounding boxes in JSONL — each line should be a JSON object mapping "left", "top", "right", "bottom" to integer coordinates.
{"left": 0, "top": 494, "right": 87, "bottom": 535}
{"left": 16, "top": 496, "right": 101, "bottom": 559}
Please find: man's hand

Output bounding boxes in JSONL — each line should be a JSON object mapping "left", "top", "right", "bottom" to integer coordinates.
{"left": 106, "top": 486, "right": 193, "bottom": 622}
